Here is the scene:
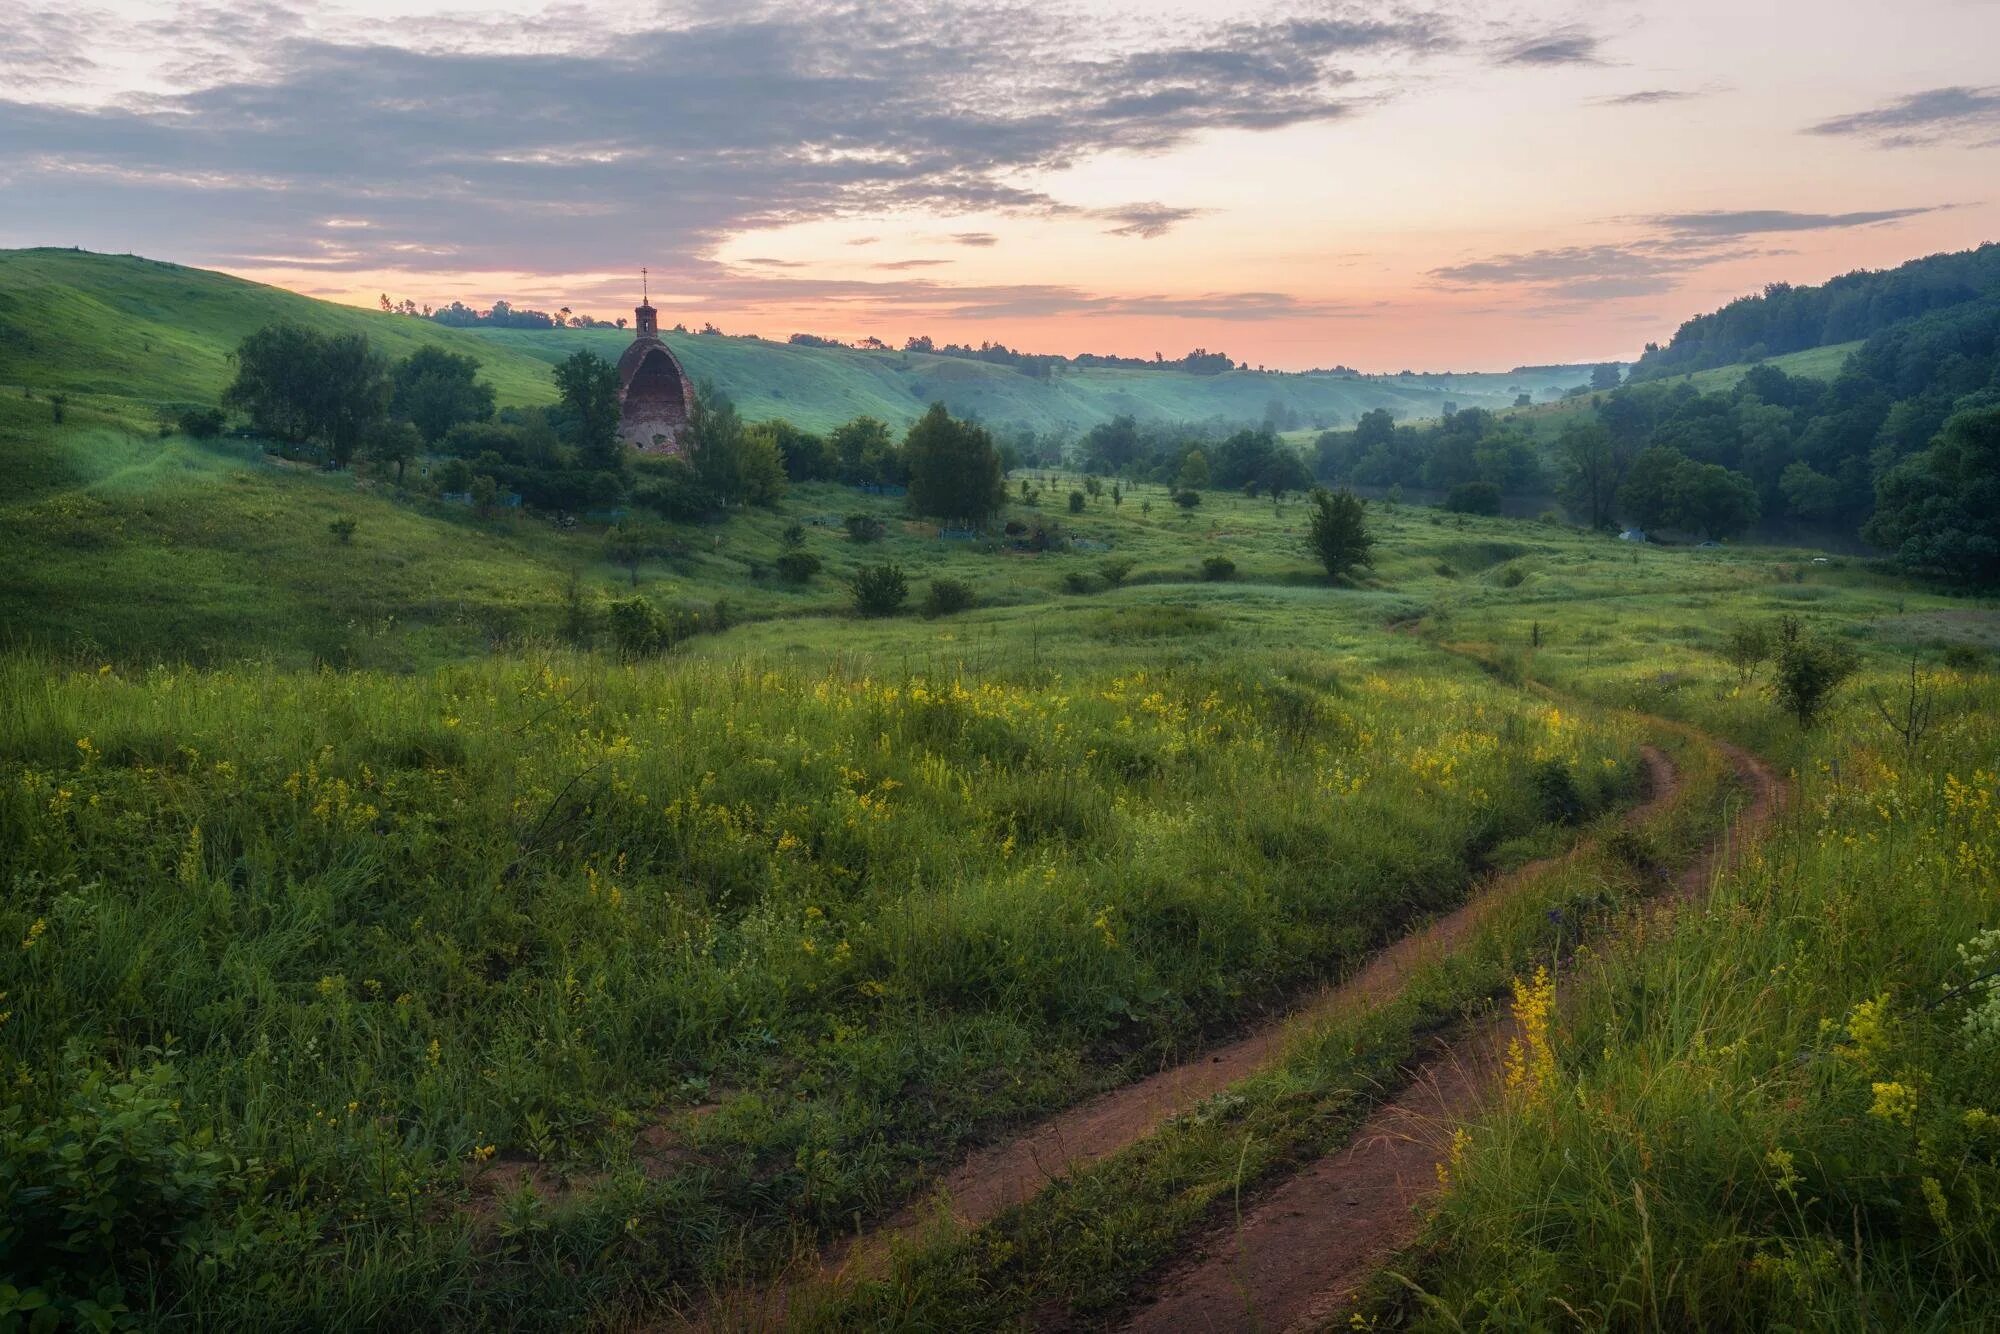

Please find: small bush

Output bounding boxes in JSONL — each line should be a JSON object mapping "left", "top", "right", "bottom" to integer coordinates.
{"left": 1201, "top": 555, "right": 1236, "bottom": 581}
{"left": 845, "top": 513, "right": 886, "bottom": 543}
{"left": 1444, "top": 480, "right": 1503, "bottom": 515}
{"left": 1495, "top": 562, "right": 1527, "bottom": 588}
{"left": 1062, "top": 570, "right": 1095, "bottom": 594}
{"left": 1173, "top": 489, "right": 1201, "bottom": 510}
{"left": 1771, "top": 616, "right": 1859, "bottom": 729}
{"left": 1099, "top": 557, "right": 1135, "bottom": 586}
{"left": 1068, "top": 490, "right": 1086, "bottom": 514}
{"left": 1720, "top": 620, "right": 1773, "bottom": 684}
{"left": 328, "top": 516, "right": 357, "bottom": 544}
{"left": 608, "top": 597, "right": 669, "bottom": 656}
{"left": 923, "top": 576, "right": 976, "bottom": 617}
{"left": 1, "top": 1060, "right": 243, "bottom": 1322}
{"left": 177, "top": 407, "right": 227, "bottom": 439}
{"left": 850, "top": 562, "right": 908, "bottom": 615}
{"left": 780, "top": 522, "right": 806, "bottom": 548}
{"left": 774, "top": 550, "right": 822, "bottom": 583}
{"left": 1939, "top": 641, "right": 1989, "bottom": 672}
{"left": 1530, "top": 758, "right": 1587, "bottom": 824}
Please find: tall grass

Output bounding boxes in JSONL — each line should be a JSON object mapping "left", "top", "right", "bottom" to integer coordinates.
{"left": 1404, "top": 661, "right": 2000, "bottom": 1328}
{"left": 0, "top": 649, "right": 1636, "bottom": 1324}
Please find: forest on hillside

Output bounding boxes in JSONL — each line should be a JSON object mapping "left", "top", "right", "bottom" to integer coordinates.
{"left": 1630, "top": 242, "right": 2000, "bottom": 379}
{"left": 1310, "top": 270, "right": 2000, "bottom": 584}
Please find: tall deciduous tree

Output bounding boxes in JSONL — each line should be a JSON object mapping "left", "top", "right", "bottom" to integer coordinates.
{"left": 684, "top": 391, "right": 746, "bottom": 502}
{"left": 391, "top": 346, "right": 495, "bottom": 445}
{"left": 830, "top": 416, "right": 898, "bottom": 483}
{"left": 552, "top": 350, "right": 623, "bottom": 472}
{"left": 904, "top": 403, "right": 1006, "bottom": 524}
{"left": 224, "top": 321, "right": 389, "bottom": 467}
{"left": 1618, "top": 445, "right": 1760, "bottom": 537}
{"left": 1556, "top": 419, "right": 1625, "bottom": 529}
{"left": 367, "top": 420, "right": 422, "bottom": 485}
{"left": 1305, "top": 487, "right": 1373, "bottom": 580}
{"left": 1865, "top": 405, "right": 2000, "bottom": 586}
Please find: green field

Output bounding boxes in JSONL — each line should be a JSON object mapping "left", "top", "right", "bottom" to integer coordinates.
{"left": 2, "top": 249, "right": 1599, "bottom": 435}
{"left": 5, "top": 255, "right": 1999, "bottom": 1330}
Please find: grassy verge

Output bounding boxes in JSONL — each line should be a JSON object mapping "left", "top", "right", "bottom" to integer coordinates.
{"left": 1378, "top": 657, "right": 2000, "bottom": 1327}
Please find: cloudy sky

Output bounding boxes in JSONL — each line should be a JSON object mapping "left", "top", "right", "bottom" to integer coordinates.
{"left": 4, "top": 0, "right": 1996, "bottom": 370}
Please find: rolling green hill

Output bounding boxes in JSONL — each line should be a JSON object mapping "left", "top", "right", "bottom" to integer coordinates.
{"left": 1, "top": 248, "right": 1602, "bottom": 434}
{"left": 0, "top": 249, "right": 564, "bottom": 413}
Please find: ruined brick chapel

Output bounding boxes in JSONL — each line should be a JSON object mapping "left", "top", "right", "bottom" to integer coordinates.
{"left": 616, "top": 269, "right": 697, "bottom": 454}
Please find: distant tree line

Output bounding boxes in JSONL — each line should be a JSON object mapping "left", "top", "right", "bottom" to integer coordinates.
{"left": 378, "top": 295, "right": 626, "bottom": 330}
{"left": 1583, "top": 292, "right": 1999, "bottom": 570}
{"left": 788, "top": 336, "right": 1248, "bottom": 378}
{"left": 1629, "top": 242, "right": 2000, "bottom": 379}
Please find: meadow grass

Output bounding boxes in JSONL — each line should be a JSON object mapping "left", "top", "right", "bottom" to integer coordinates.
{"left": 1377, "top": 609, "right": 2000, "bottom": 1328}
{"left": 788, "top": 718, "right": 1735, "bottom": 1330}
{"left": 0, "top": 635, "right": 1637, "bottom": 1325}
{"left": 4, "top": 358, "right": 1997, "bottom": 1327}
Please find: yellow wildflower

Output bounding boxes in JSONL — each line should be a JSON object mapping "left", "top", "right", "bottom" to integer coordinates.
{"left": 1868, "top": 1080, "right": 1916, "bottom": 1126}
{"left": 1503, "top": 966, "right": 1556, "bottom": 1103}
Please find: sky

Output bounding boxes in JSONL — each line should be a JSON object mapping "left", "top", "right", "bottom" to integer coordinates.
{"left": 3, "top": 0, "right": 1997, "bottom": 371}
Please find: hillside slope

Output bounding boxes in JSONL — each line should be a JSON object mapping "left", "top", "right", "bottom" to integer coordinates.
{"left": 1630, "top": 241, "right": 2000, "bottom": 380}
{"left": 0, "top": 249, "right": 563, "bottom": 411}
{"left": 0, "top": 248, "right": 1600, "bottom": 433}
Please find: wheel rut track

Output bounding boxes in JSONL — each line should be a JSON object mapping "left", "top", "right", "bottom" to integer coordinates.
{"left": 687, "top": 742, "right": 1695, "bottom": 1331}
{"left": 1112, "top": 733, "right": 1784, "bottom": 1334}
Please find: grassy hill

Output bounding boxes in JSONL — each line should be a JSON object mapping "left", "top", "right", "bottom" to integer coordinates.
{"left": 0, "top": 249, "right": 563, "bottom": 414}
{"left": 1, "top": 248, "right": 1600, "bottom": 435}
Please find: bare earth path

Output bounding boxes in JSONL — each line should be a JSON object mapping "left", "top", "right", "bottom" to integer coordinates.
{"left": 1113, "top": 737, "right": 1783, "bottom": 1334}
{"left": 693, "top": 745, "right": 1682, "bottom": 1329}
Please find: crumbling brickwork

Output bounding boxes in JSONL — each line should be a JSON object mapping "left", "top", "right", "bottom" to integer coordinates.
{"left": 616, "top": 301, "right": 697, "bottom": 454}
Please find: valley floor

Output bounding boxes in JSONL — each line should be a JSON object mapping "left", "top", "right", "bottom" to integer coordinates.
{"left": 3, "top": 399, "right": 1997, "bottom": 1330}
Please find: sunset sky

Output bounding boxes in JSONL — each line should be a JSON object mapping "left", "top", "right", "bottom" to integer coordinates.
{"left": 3, "top": 0, "right": 1997, "bottom": 370}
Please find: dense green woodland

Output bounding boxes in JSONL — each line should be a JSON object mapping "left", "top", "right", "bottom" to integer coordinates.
{"left": 1630, "top": 242, "right": 2000, "bottom": 378}
{"left": 1309, "top": 252, "right": 2000, "bottom": 584}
